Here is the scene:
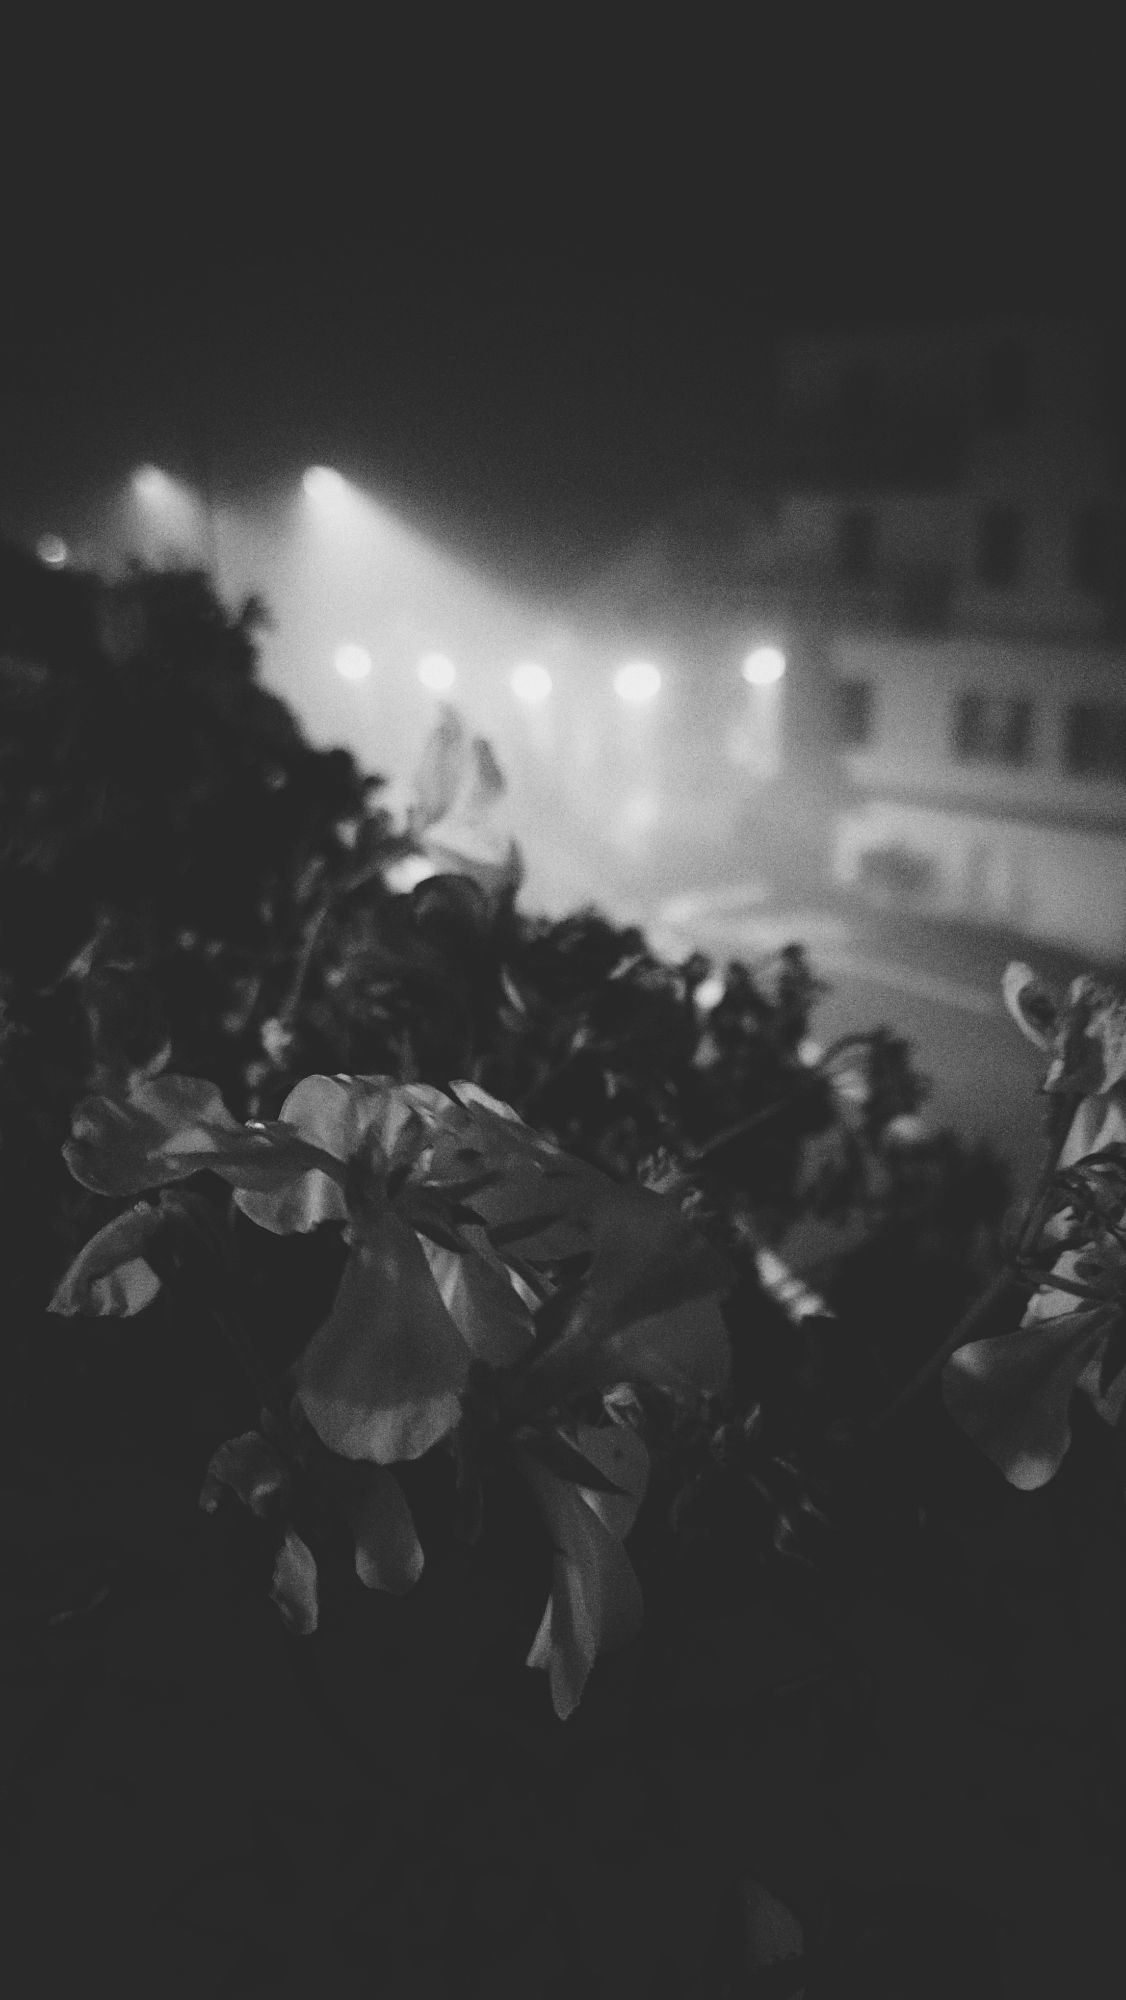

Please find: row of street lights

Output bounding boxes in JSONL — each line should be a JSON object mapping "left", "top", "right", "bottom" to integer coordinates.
{"left": 332, "top": 640, "right": 787, "bottom": 704}
{"left": 34, "top": 463, "right": 789, "bottom": 714}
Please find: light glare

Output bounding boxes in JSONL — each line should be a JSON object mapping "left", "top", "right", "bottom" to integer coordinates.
{"left": 613, "top": 659, "right": 662, "bottom": 704}
{"left": 37, "top": 534, "right": 68, "bottom": 567}
{"left": 334, "top": 643, "right": 373, "bottom": 682}
{"left": 132, "top": 464, "right": 174, "bottom": 504}
{"left": 417, "top": 652, "right": 457, "bottom": 692}
{"left": 510, "top": 660, "right": 552, "bottom": 703}
{"left": 303, "top": 465, "right": 347, "bottom": 501}
{"left": 741, "top": 646, "right": 787, "bottom": 686}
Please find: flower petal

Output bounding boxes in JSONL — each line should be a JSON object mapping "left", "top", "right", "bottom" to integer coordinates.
{"left": 408, "top": 700, "right": 468, "bottom": 833}
{"left": 1023, "top": 1246, "right": 1124, "bottom": 1324}
{"left": 235, "top": 1075, "right": 445, "bottom": 1233}
{"left": 269, "top": 1527, "right": 319, "bottom": 1635}
{"left": 518, "top": 1445, "right": 645, "bottom": 1720}
{"left": 199, "top": 1430, "right": 289, "bottom": 1517}
{"left": 334, "top": 1462, "right": 425, "bottom": 1593}
{"left": 1002, "top": 962, "right": 1058, "bottom": 1050}
{"left": 1046, "top": 976, "right": 1126, "bottom": 1098}
{"left": 63, "top": 1074, "right": 243, "bottom": 1195}
{"left": 234, "top": 1074, "right": 355, "bottom": 1231}
{"left": 942, "top": 1307, "right": 1113, "bottom": 1490}
{"left": 417, "top": 1227, "right": 535, "bottom": 1367}
{"left": 293, "top": 1211, "right": 470, "bottom": 1462}
{"left": 1059, "top": 1090, "right": 1126, "bottom": 1170}
{"left": 48, "top": 1207, "right": 163, "bottom": 1317}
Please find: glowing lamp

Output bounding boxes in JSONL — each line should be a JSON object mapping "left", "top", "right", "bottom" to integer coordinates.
{"left": 418, "top": 652, "right": 456, "bottom": 693}
{"left": 510, "top": 661, "right": 552, "bottom": 703}
{"left": 613, "top": 660, "right": 662, "bottom": 704}
{"left": 334, "top": 643, "right": 372, "bottom": 682}
{"left": 36, "top": 534, "right": 68, "bottom": 567}
{"left": 303, "top": 465, "right": 347, "bottom": 501}
{"left": 132, "top": 464, "right": 174, "bottom": 504}
{"left": 741, "top": 646, "right": 786, "bottom": 686}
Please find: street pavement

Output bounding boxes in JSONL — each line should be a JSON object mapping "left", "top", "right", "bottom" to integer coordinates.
{"left": 645, "top": 882, "right": 1114, "bottom": 1203}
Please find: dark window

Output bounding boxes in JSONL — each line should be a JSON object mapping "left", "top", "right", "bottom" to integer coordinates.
{"left": 953, "top": 692, "right": 1033, "bottom": 766}
{"left": 982, "top": 341, "right": 1028, "bottom": 429}
{"left": 1064, "top": 701, "right": 1126, "bottom": 779}
{"left": 977, "top": 506, "right": 1024, "bottom": 586}
{"left": 838, "top": 509, "right": 876, "bottom": 580}
{"left": 833, "top": 677, "right": 874, "bottom": 746}
{"left": 1070, "top": 505, "right": 1113, "bottom": 593}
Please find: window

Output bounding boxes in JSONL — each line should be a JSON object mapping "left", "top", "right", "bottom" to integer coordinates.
{"left": 953, "top": 692, "right": 1032, "bottom": 766}
{"left": 838, "top": 509, "right": 876, "bottom": 581}
{"left": 982, "top": 341, "right": 1028, "bottom": 429}
{"left": 1064, "top": 701, "right": 1126, "bottom": 779}
{"left": 1070, "top": 505, "right": 1113, "bottom": 593}
{"left": 977, "top": 507, "right": 1024, "bottom": 586}
{"left": 833, "top": 677, "right": 874, "bottom": 747}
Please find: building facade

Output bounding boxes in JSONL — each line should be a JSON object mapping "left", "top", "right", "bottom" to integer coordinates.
{"left": 571, "top": 314, "right": 1126, "bottom": 956}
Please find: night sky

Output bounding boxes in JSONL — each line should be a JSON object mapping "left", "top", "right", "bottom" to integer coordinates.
{"left": 2, "top": 31, "right": 1112, "bottom": 598}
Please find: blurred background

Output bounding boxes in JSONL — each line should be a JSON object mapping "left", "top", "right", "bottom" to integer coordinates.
{"left": 1, "top": 21, "right": 1119, "bottom": 1185}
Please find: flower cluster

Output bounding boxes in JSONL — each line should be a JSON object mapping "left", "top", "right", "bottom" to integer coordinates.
{"left": 943, "top": 963, "right": 1126, "bottom": 1488}
{"left": 51, "top": 1067, "right": 733, "bottom": 1714}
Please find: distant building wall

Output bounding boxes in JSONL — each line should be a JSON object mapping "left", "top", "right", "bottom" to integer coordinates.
{"left": 830, "top": 632, "right": 1126, "bottom": 956}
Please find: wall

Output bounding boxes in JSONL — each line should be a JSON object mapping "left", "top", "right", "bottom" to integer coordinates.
{"left": 831, "top": 631, "right": 1126, "bottom": 957}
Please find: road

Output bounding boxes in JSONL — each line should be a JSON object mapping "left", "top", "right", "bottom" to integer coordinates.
{"left": 643, "top": 885, "right": 1075, "bottom": 1204}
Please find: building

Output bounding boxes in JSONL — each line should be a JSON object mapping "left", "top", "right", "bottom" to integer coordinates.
{"left": 570, "top": 314, "right": 1126, "bottom": 956}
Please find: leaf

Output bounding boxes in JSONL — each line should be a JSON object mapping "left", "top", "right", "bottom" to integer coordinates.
{"left": 293, "top": 1210, "right": 470, "bottom": 1462}
{"left": 48, "top": 1206, "right": 164, "bottom": 1316}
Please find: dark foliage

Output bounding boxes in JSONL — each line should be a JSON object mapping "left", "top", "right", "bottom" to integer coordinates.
{"left": 5, "top": 551, "right": 1064, "bottom": 1994}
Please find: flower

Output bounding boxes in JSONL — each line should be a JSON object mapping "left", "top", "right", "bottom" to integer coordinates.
{"left": 55, "top": 1066, "right": 736, "bottom": 1711}
{"left": 515, "top": 1418, "right": 650, "bottom": 1719}
{"left": 48, "top": 1204, "right": 164, "bottom": 1317}
{"left": 1002, "top": 960, "right": 1126, "bottom": 1166}
{"left": 943, "top": 963, "right": 1126, "bottom": 1487}
{"left": 199, "top": 1420, "right": 424, "bottom": 1629}
{"left": 405, "top": 705, "right": 523, "bottom": 904}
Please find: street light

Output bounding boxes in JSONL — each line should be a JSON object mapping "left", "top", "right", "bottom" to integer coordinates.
{"left": 741, "top": 646, "right": 787, "bottom": 686}
{"left": 510, "top": 661, "right": 552, "bottom": 703}
{"left": 334, "top": 642, "right": 373, "bottom": 682}
{"left": 613, "top": 660, "right": 662, "bottom": 703}
{"left": 418, "top": 652, "right": 456, "bottom": 692}
{"left": 302, "top": 466, "right": 347, "bottom": 502}
{"left": 132, "top": 463, "right": 175, "bottom": 505}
